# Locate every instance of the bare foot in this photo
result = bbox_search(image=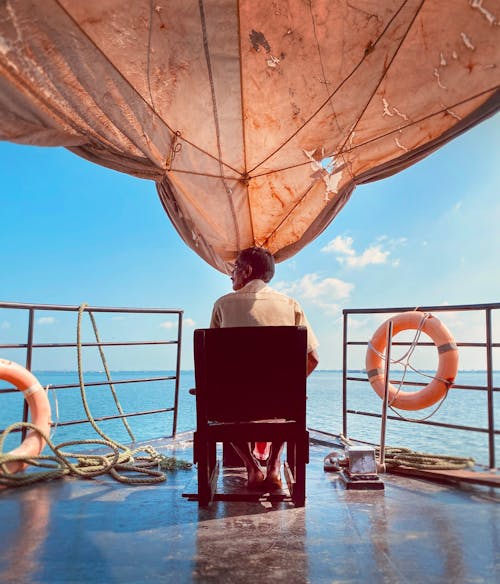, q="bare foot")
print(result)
[264,469,282,490]
[247,467,265,490]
